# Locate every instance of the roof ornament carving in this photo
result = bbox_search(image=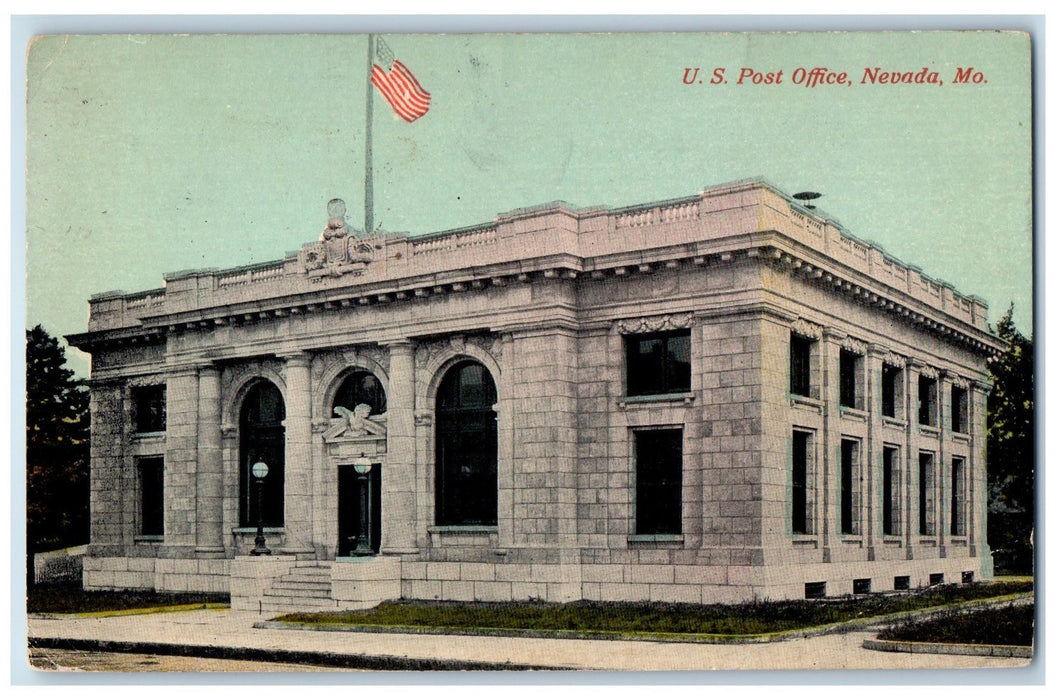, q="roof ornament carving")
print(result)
[791,318,823,340]
[299,199,376,279]
[616,313,693,334]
